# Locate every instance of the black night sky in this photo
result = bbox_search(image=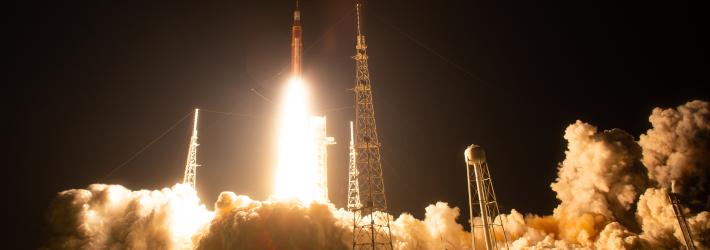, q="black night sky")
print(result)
[11,1,703,248]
